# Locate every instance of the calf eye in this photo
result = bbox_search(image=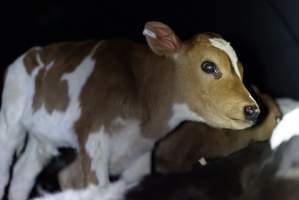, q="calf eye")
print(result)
[201,61,217,74]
